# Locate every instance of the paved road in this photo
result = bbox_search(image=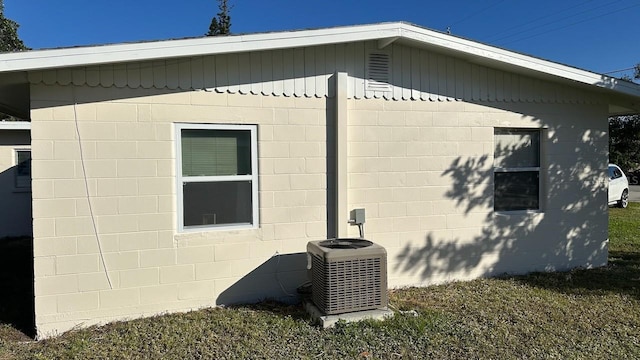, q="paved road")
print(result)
[630,185,640,202]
